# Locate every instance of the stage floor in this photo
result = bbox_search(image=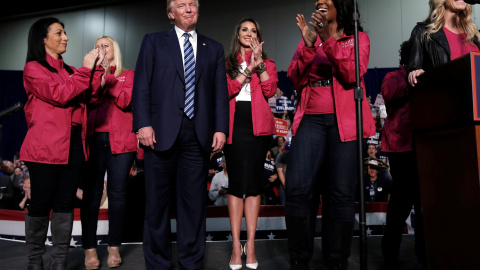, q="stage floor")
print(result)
[0,235,427,270]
